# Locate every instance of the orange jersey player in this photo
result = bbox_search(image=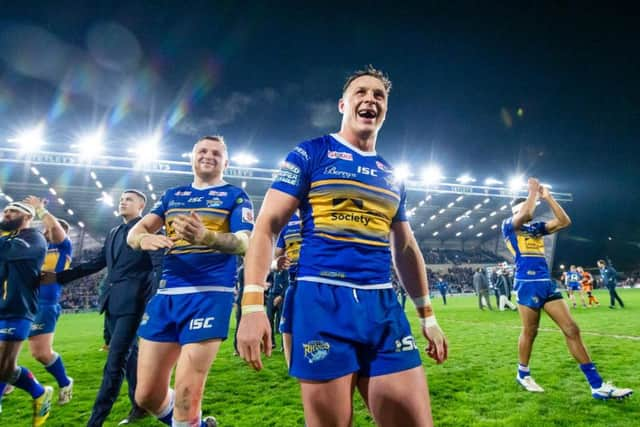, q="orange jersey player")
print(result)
[577,267,599,307]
